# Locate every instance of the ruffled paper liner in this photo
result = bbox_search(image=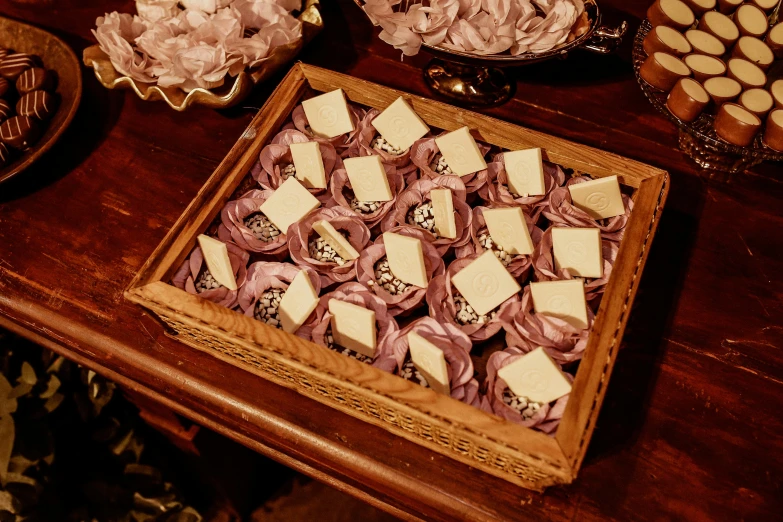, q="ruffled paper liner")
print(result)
[477,155,566,224]
[531,226,619,307]
[380,176,472,256]
[171,240,249,309]
[285,102,366,158]
[287,206,372,288]
[484,348,573,434]
[308,282,400,372]
[541,176,634,243]
[356,227,445,317]
[217,189,289,258]
[385,317,482,407]
[254,128,340,204]
[346,108,419,182]
[497,285,593,365]
[456,206,543,280]
[409,133,492,194]
[237,261,322,337]
[328,165,405,229]
[425,253,521,342]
